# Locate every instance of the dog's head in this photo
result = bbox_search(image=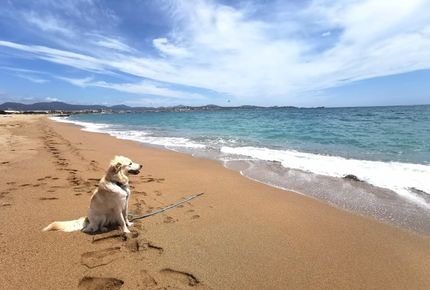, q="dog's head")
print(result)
[108,156,142,184]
